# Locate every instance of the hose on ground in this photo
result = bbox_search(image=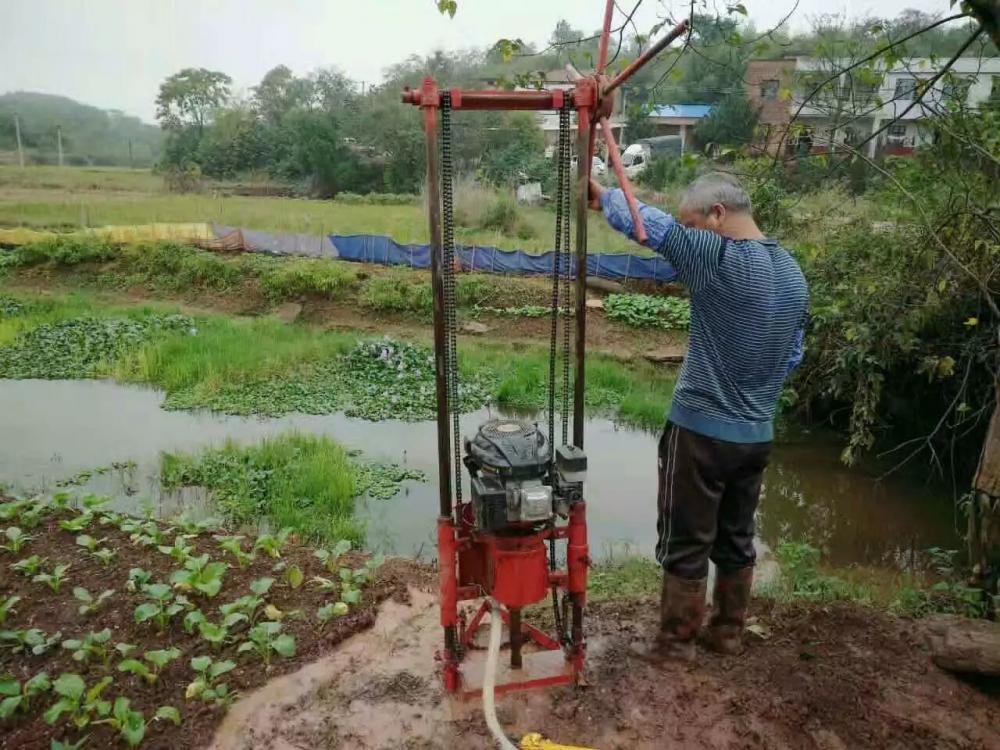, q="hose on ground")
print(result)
[483,598,519,750]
